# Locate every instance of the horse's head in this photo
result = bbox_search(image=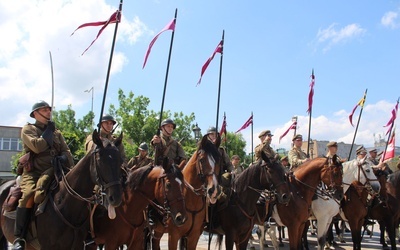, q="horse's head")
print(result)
[320,155,344,200]
[157,158,187,226]
[261,152,291,204]
[373,167,388,202]
[196,134,221,204]
[343,156,381,195]
[91,129,123,212]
